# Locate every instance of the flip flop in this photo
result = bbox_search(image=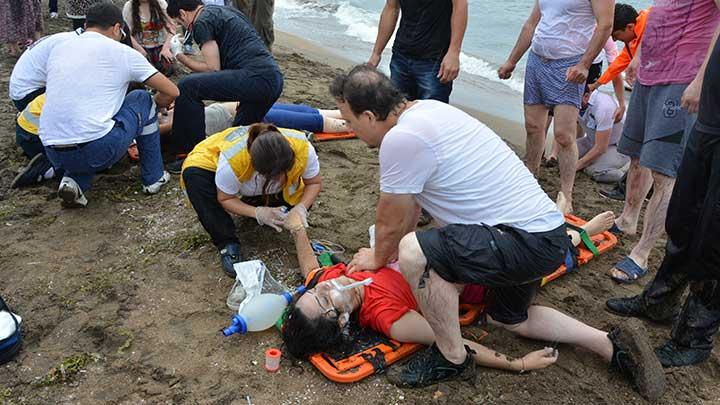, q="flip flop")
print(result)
[611,256,647,284]
[609,223,623,235]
